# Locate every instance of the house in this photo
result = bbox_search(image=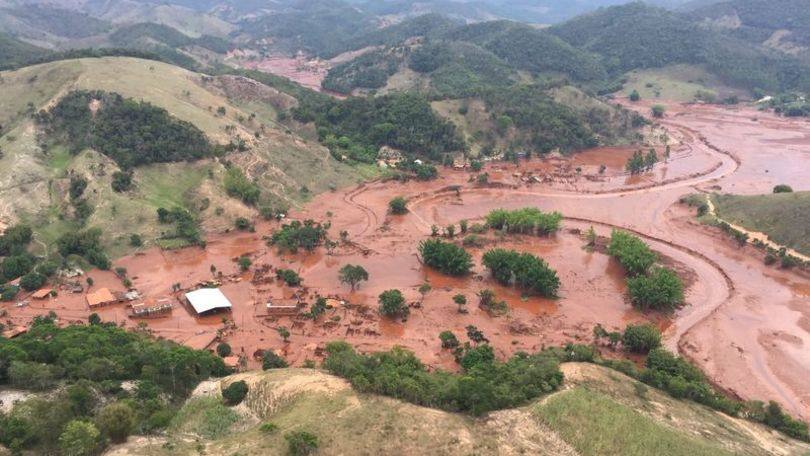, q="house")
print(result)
[86,288,118,308]
[185,288,233,316]
[266,300,301,316]
[30,289,53,300]
[130,299,173,319]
